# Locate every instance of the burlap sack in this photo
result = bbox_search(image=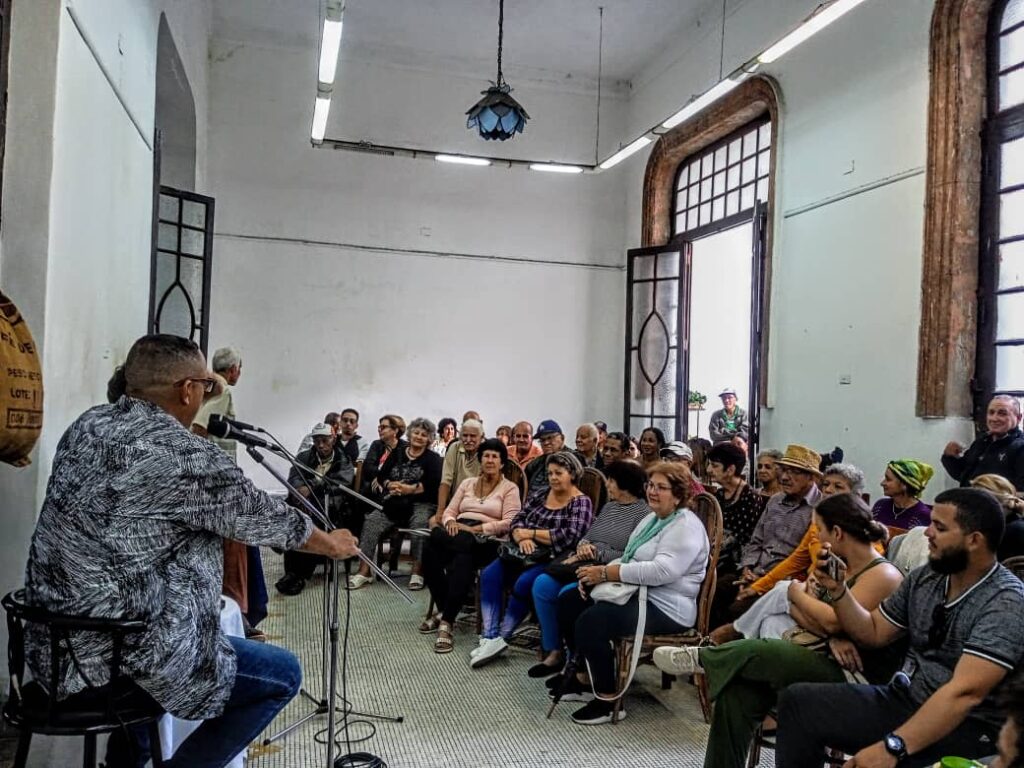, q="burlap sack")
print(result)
[0,290,43,466]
